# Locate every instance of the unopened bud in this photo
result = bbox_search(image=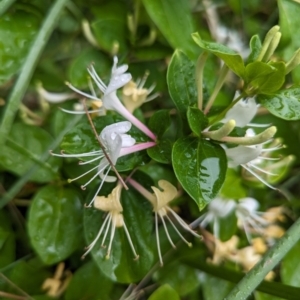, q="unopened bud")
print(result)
[285,49,300,74]
[203,120,236,140]
[261,32,281,62]
[257,26,280,62]
[82,19,100,48]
